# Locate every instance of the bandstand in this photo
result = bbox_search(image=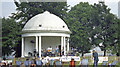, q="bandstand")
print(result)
[21,11,71,57]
